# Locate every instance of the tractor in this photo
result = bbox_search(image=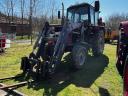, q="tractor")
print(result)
[21,0,105,79]
[116,21,128,96]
